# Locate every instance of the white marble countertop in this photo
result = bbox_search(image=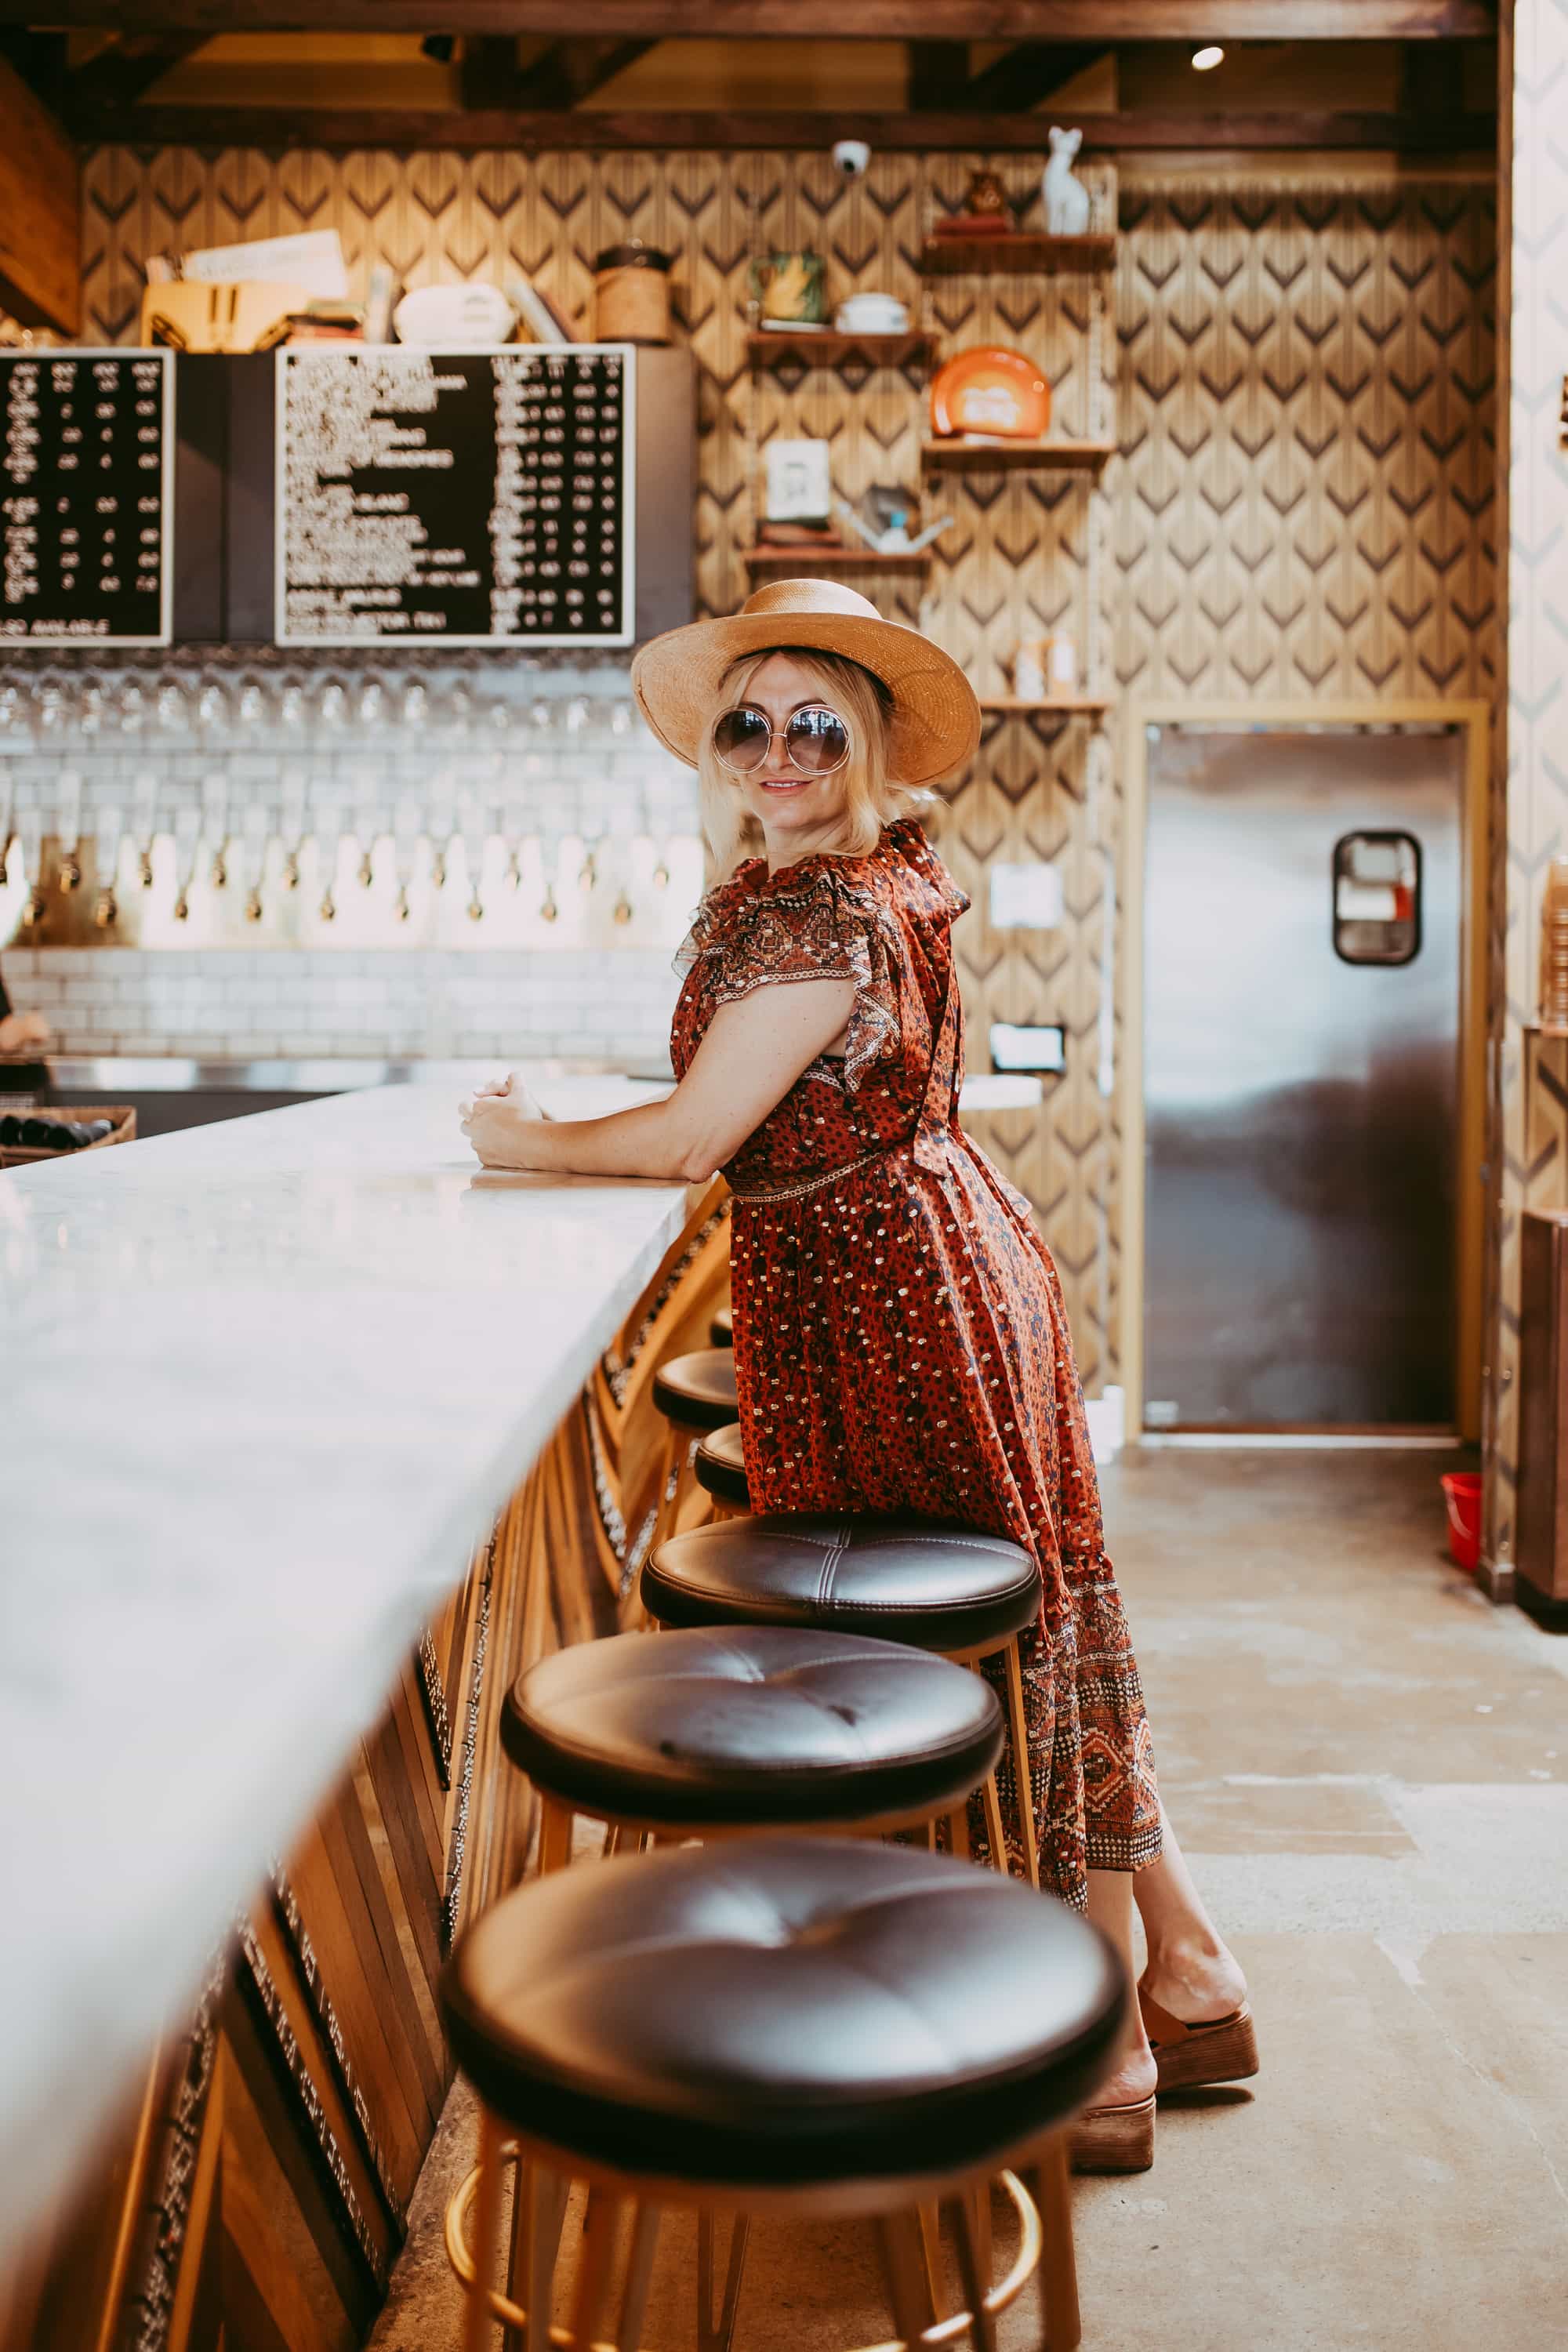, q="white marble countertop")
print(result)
[0,1073,694,2270]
